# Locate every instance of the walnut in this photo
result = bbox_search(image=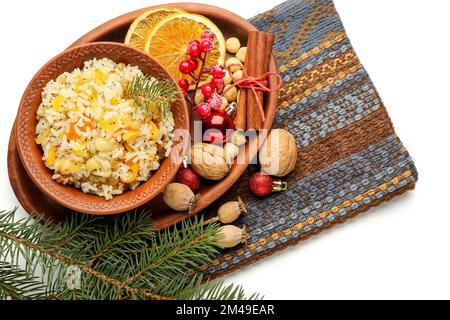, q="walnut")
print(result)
[190,143,230,180]
[259,129,298,177]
